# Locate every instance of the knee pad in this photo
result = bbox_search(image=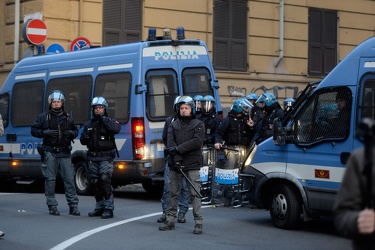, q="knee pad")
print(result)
[100,173,111,184]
